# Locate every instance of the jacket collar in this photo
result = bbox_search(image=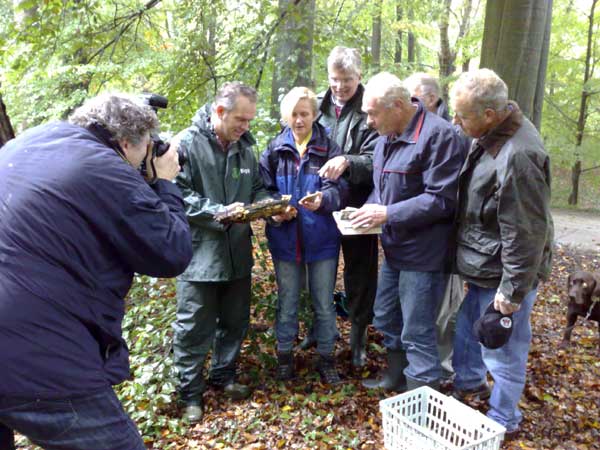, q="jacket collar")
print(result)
[477,101,523,158]
[388,99,425,145]
[319,84,365,116]
[275,122,329,156]
[191,103,257,148]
